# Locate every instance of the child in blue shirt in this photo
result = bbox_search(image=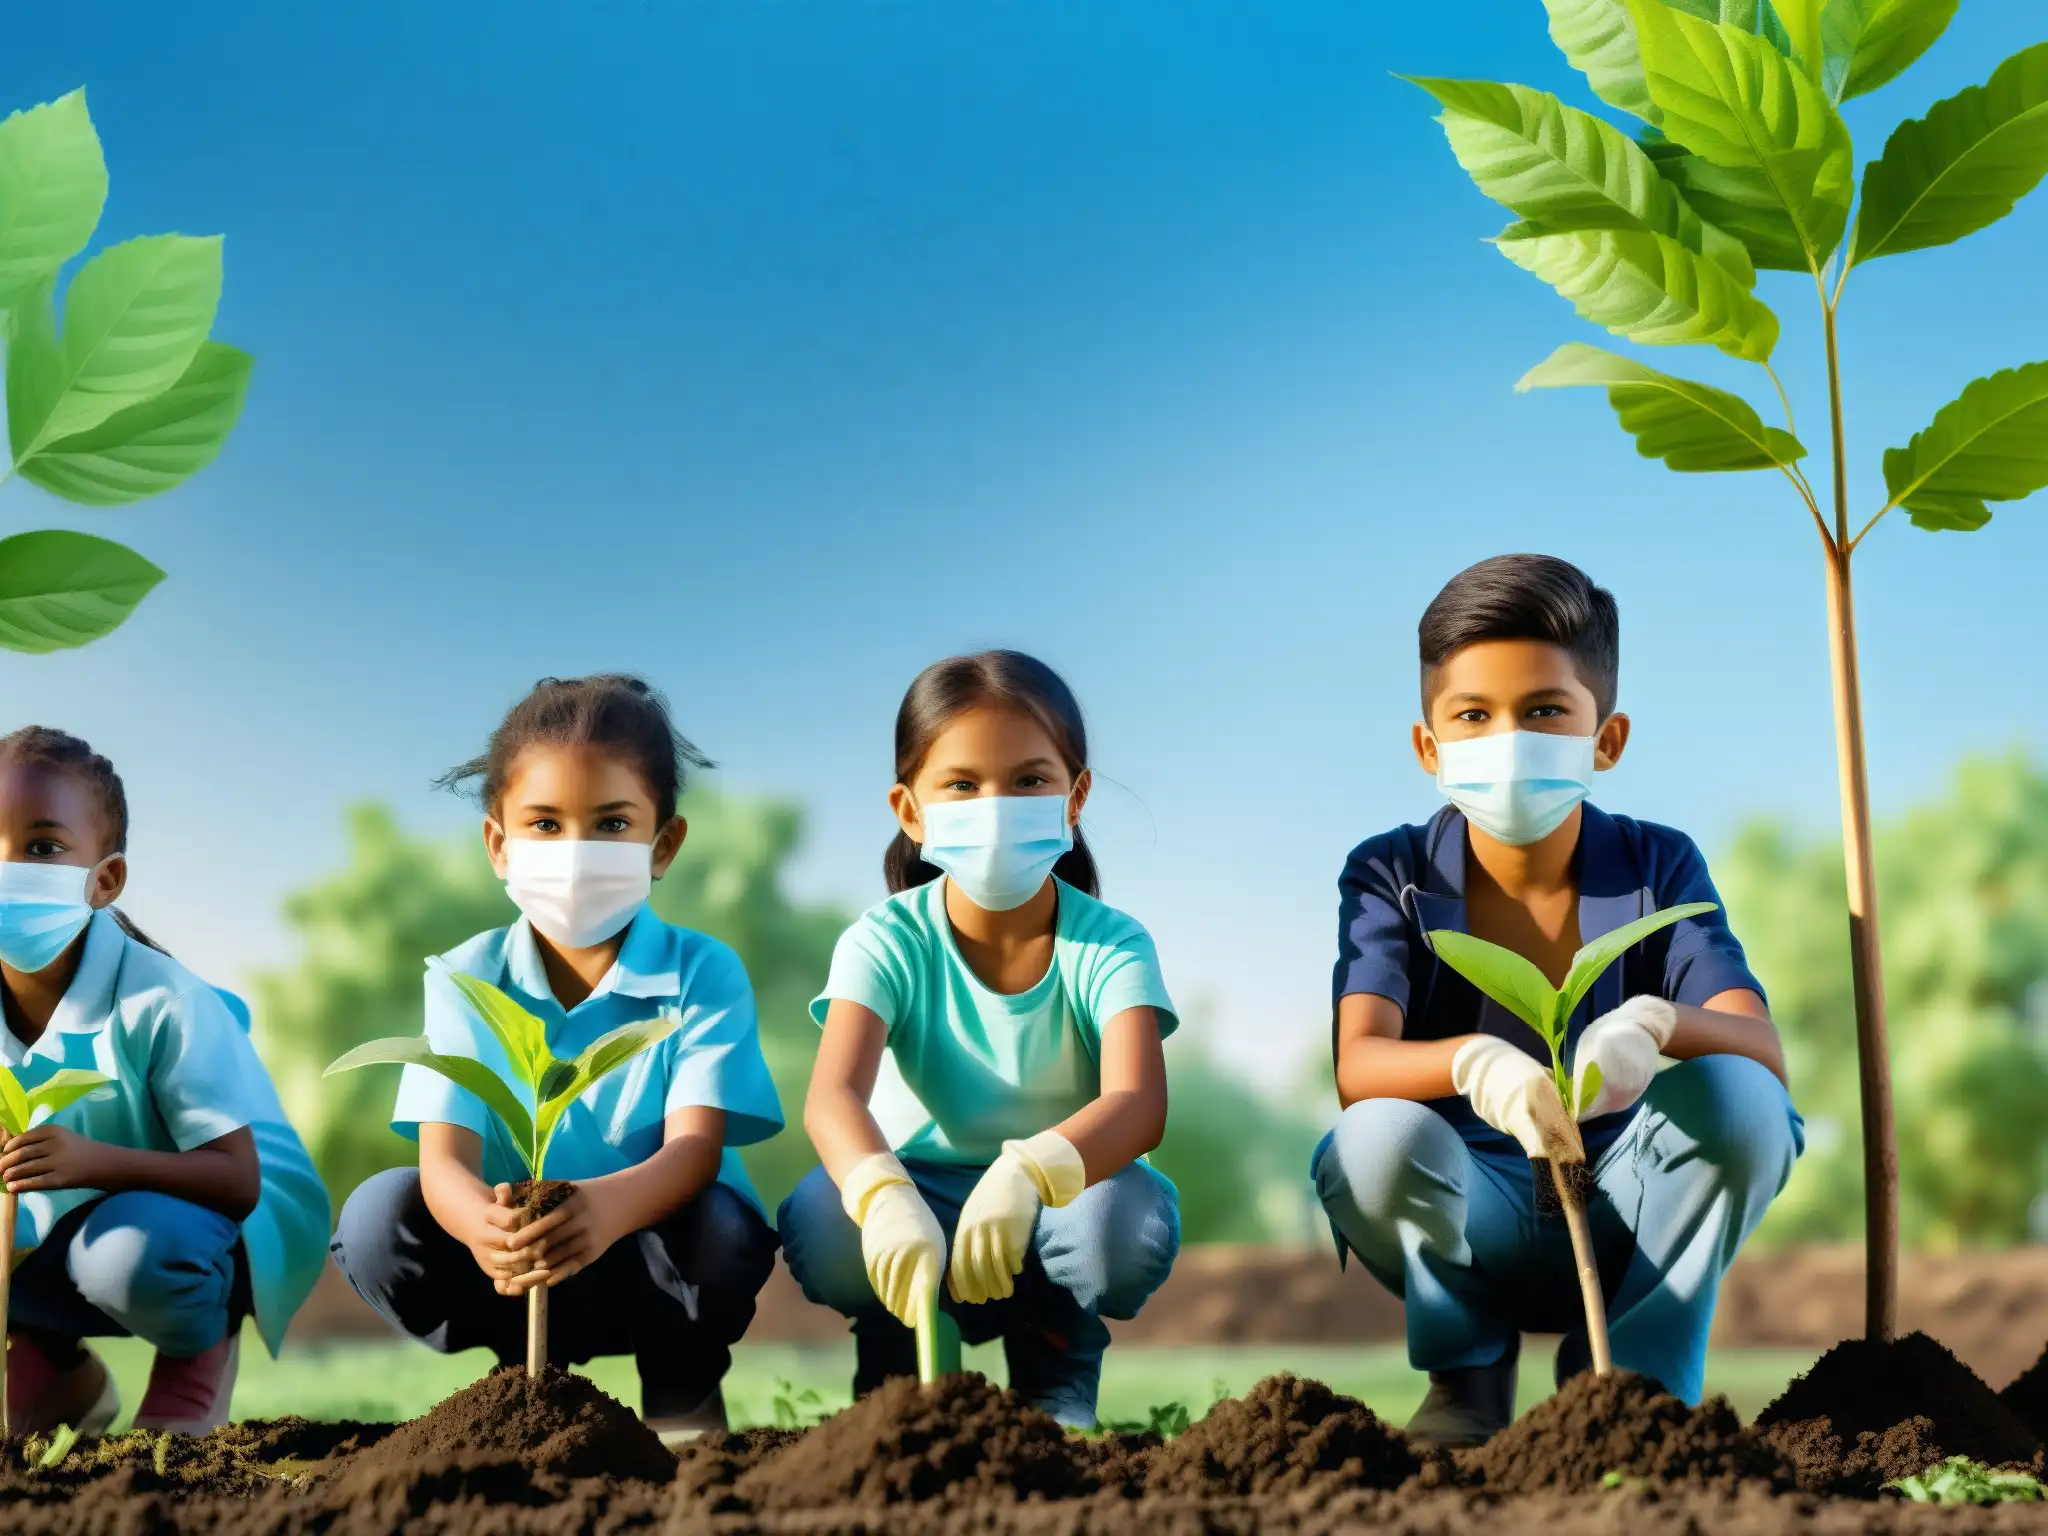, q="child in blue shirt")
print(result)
[1314,556,1803,1444]
[780,651,1179,1429]
[0,727,330,1437]
[329,675,782,1440]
